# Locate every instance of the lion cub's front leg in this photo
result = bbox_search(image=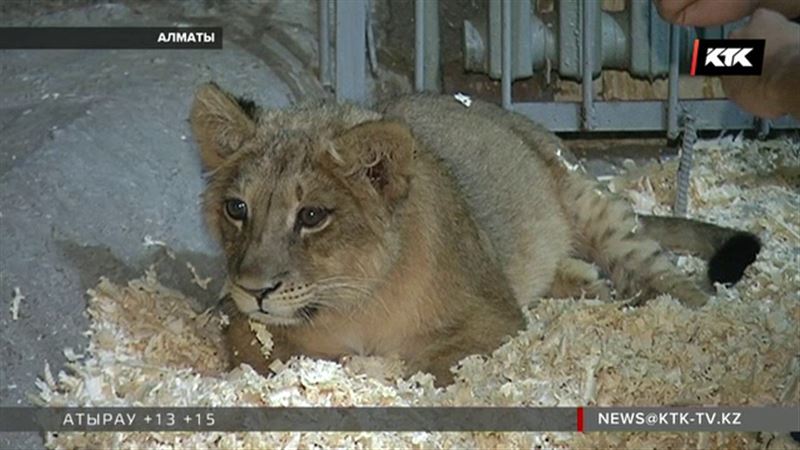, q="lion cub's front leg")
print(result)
[408,317,522,387]
[405,337,467,387]
[224,310,297,375]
